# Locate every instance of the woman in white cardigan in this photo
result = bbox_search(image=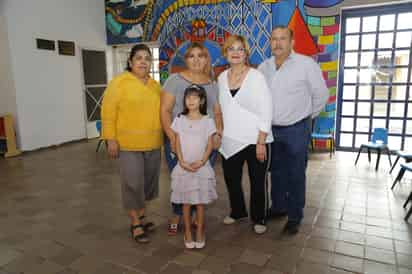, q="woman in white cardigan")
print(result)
[216,35,273,234]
